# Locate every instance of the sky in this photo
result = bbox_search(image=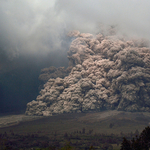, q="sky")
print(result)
[0,0,150,113]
